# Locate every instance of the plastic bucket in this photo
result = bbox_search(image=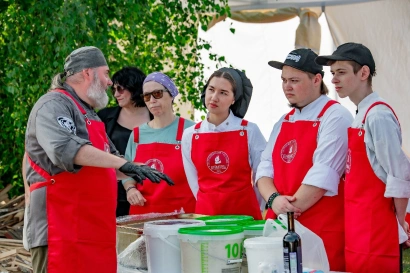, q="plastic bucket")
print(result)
[143,219,205,273]
[244,237,284,273]
[196,215,254,226]
[240,220,266,273]
[178,225,245,273]
[241,220,266,238]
